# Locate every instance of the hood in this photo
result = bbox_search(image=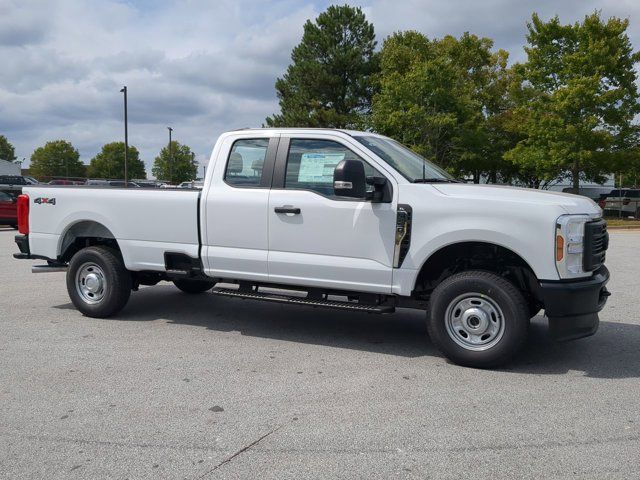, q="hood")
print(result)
[430,183,601,216]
